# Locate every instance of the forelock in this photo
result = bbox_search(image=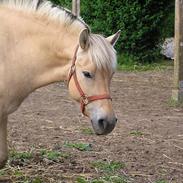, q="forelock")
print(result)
[88,34,117,74]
